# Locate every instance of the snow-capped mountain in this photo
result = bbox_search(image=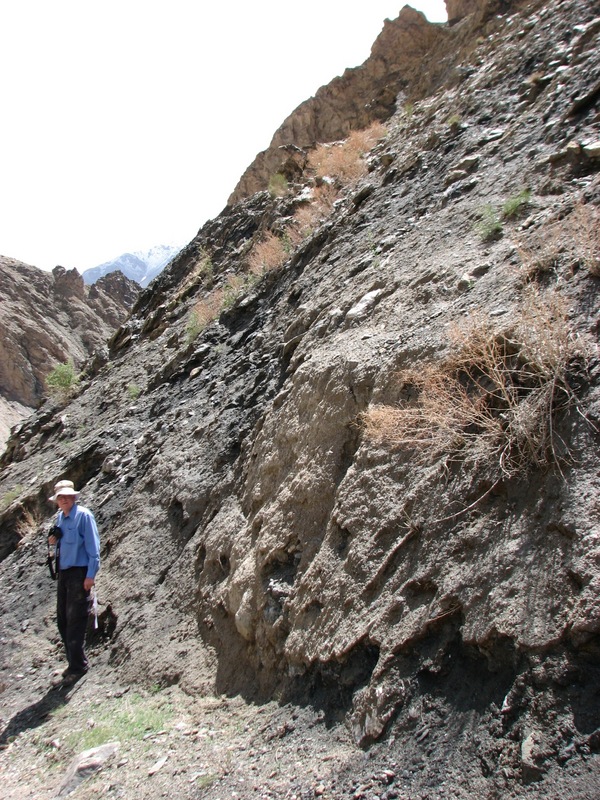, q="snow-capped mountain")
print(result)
[82,244,182,288]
